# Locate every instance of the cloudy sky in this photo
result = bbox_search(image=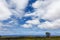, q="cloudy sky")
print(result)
[0,0,60,36]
